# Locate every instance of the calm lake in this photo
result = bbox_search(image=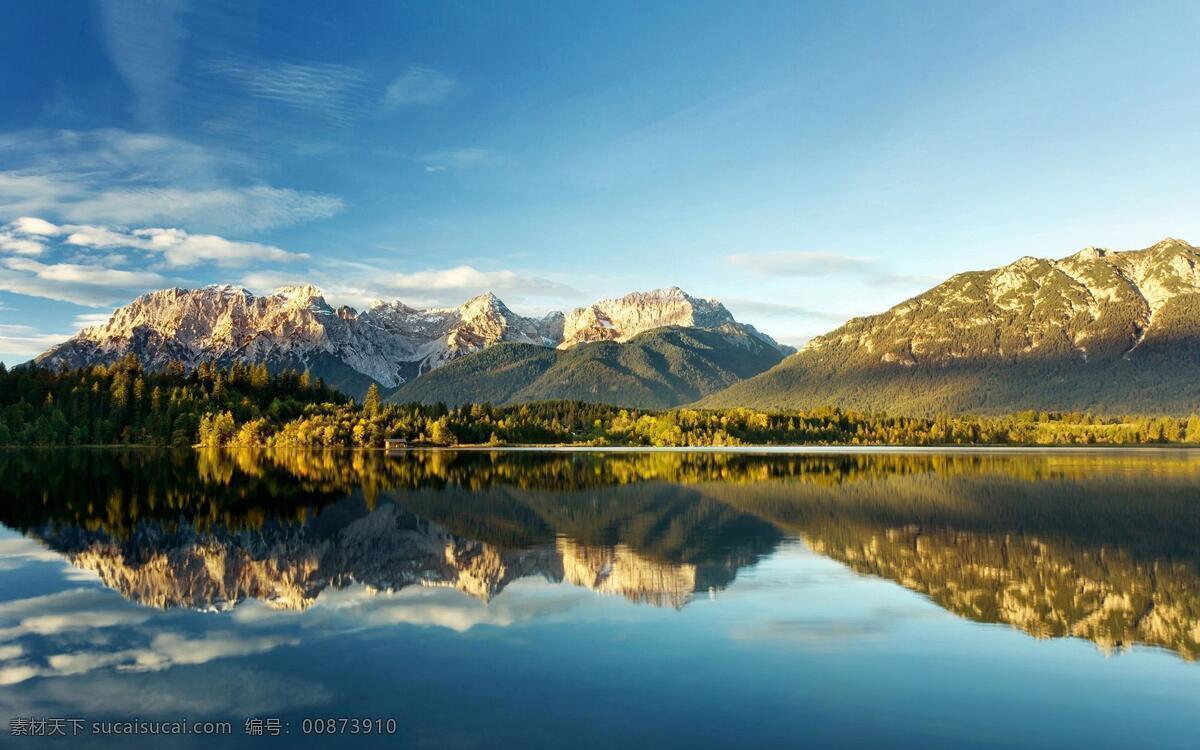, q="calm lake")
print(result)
[0,448,1197,748]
